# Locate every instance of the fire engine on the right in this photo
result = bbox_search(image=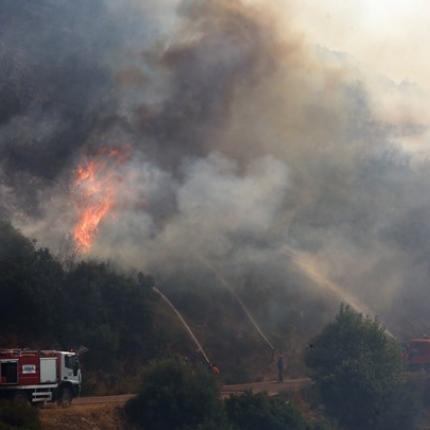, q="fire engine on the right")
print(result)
[404,338,430,371]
